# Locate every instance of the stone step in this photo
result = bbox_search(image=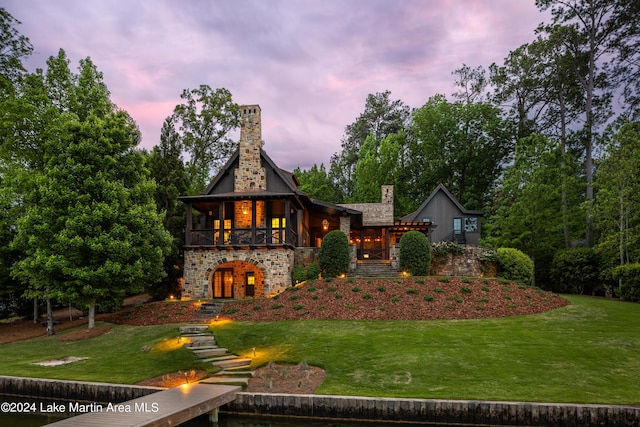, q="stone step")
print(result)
[184,339,217,348]
[199,355,238,363]
[179,325,209,334]
[214,370,255,377]
[212,358,252,369]
[192,348,228,357]
[183,334,215,341]
[200,376,249,385]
